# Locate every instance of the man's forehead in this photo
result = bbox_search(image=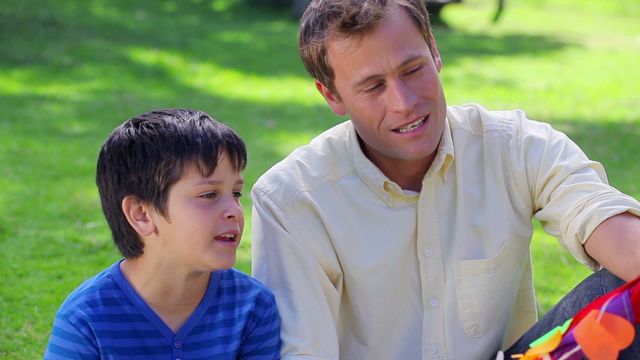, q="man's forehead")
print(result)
[326,33,429,79]
[323,6,427,60]
[325,32,364,59]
